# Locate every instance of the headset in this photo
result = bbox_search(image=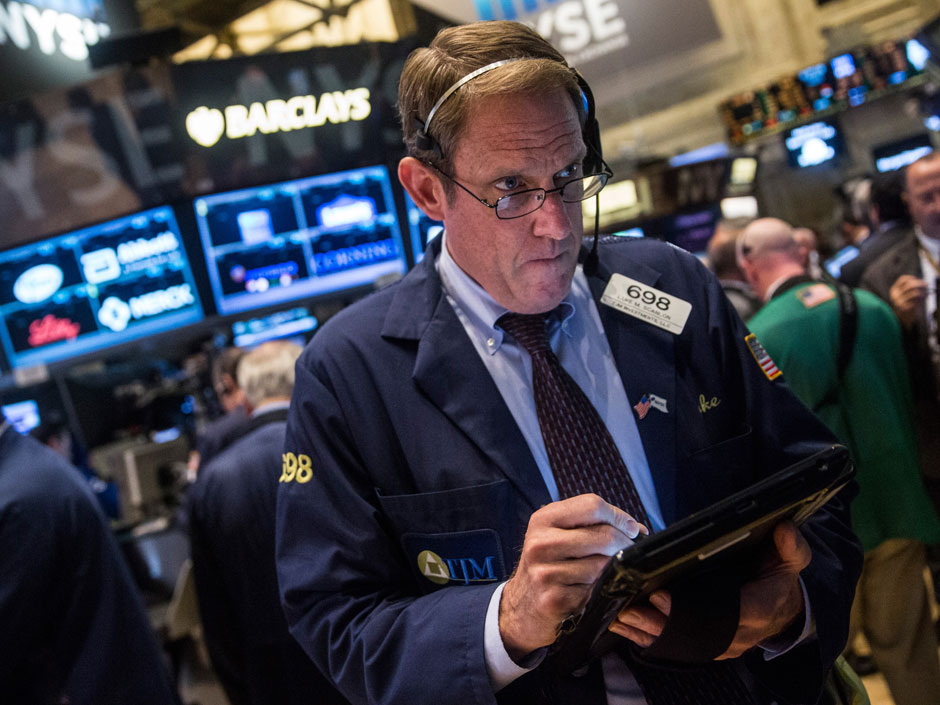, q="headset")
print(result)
[414,58,603,173]
[412,57,607,274]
